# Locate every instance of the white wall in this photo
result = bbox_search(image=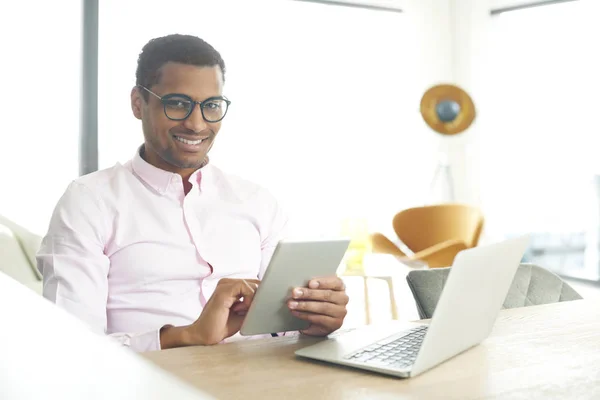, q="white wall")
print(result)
[446,0,492,206]
[99,0,428,238]
[398,0,492,206]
